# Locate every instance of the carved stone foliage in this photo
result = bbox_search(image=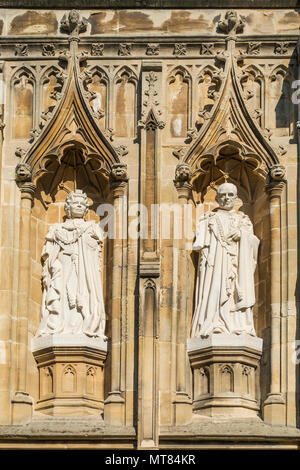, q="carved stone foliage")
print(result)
[139,70,164,130]
[42,44,56,57]
[200,43,214,56]
[91,43,104,56]
[146,43,160,56]
[173,43,187,56]
[247,42,261,56]
[217,10,246,35]
[118,43,131,56]
[274,42,289,55]
[15,44,28,57]
[60,10,87,37]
